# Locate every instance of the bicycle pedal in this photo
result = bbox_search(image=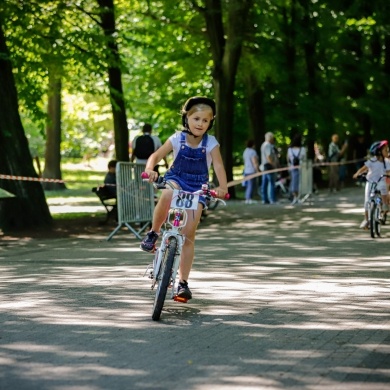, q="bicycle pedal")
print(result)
[173,295,188,303]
